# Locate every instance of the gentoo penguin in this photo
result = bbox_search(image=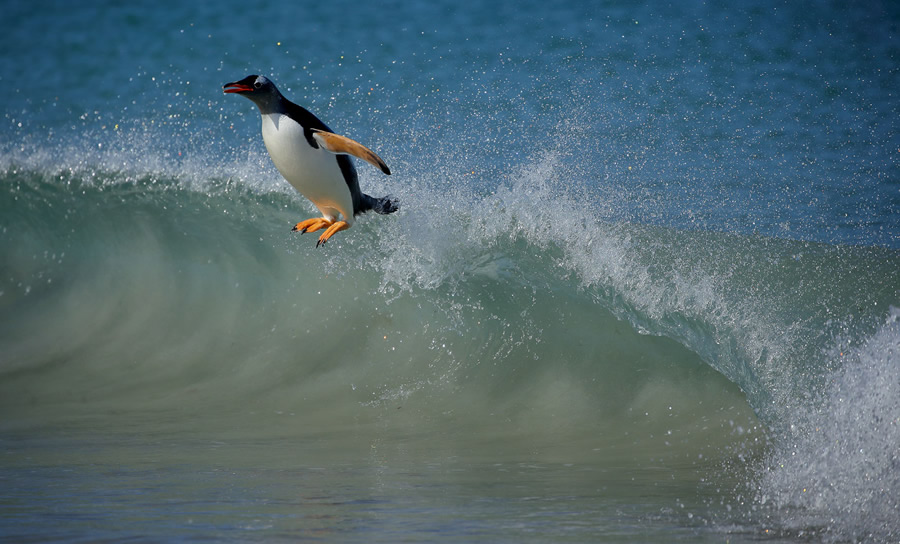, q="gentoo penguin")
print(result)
[224,75,397,246]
